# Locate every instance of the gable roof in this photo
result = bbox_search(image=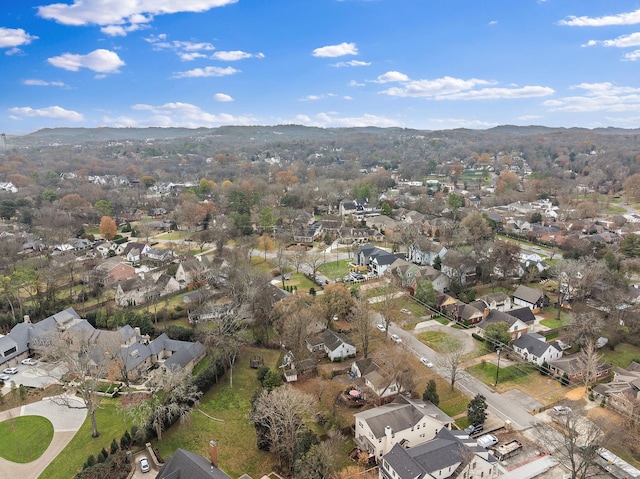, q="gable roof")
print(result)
[476,309,524,330]
[320,329,354,352]
[354,395,453,439]
[513,285,545,304]
[506,306,536,324]
[383,427,497,479]
[513,333,560,357]
[157,448,232,479]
